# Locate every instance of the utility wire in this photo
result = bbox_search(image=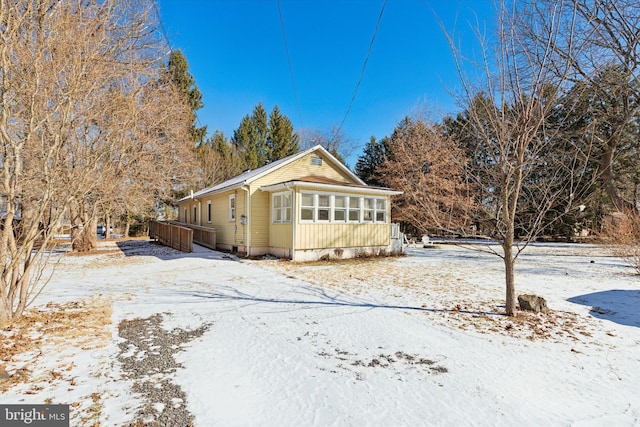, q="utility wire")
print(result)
[334,0,387,140]
[277,0,304,131]
[152,0,173,52]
